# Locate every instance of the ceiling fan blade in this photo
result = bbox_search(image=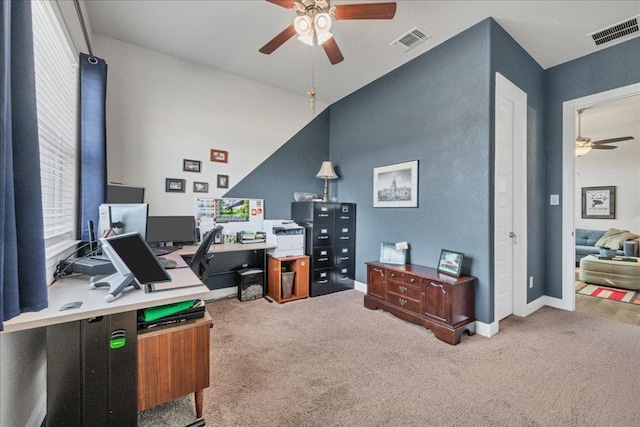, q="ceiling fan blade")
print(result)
[591,136,634,145]
[591,145,618,150]
[322,37,344,65]
[259,24,297,55]
[265,0,296,9]
[333,2,397,20]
